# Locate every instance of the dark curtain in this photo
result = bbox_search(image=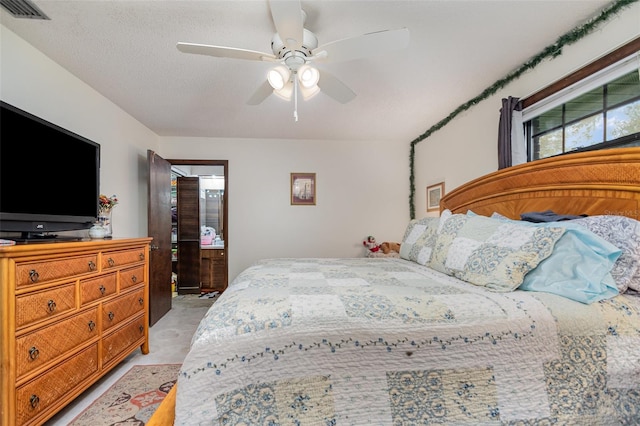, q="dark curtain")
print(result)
[497,96,522,169]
